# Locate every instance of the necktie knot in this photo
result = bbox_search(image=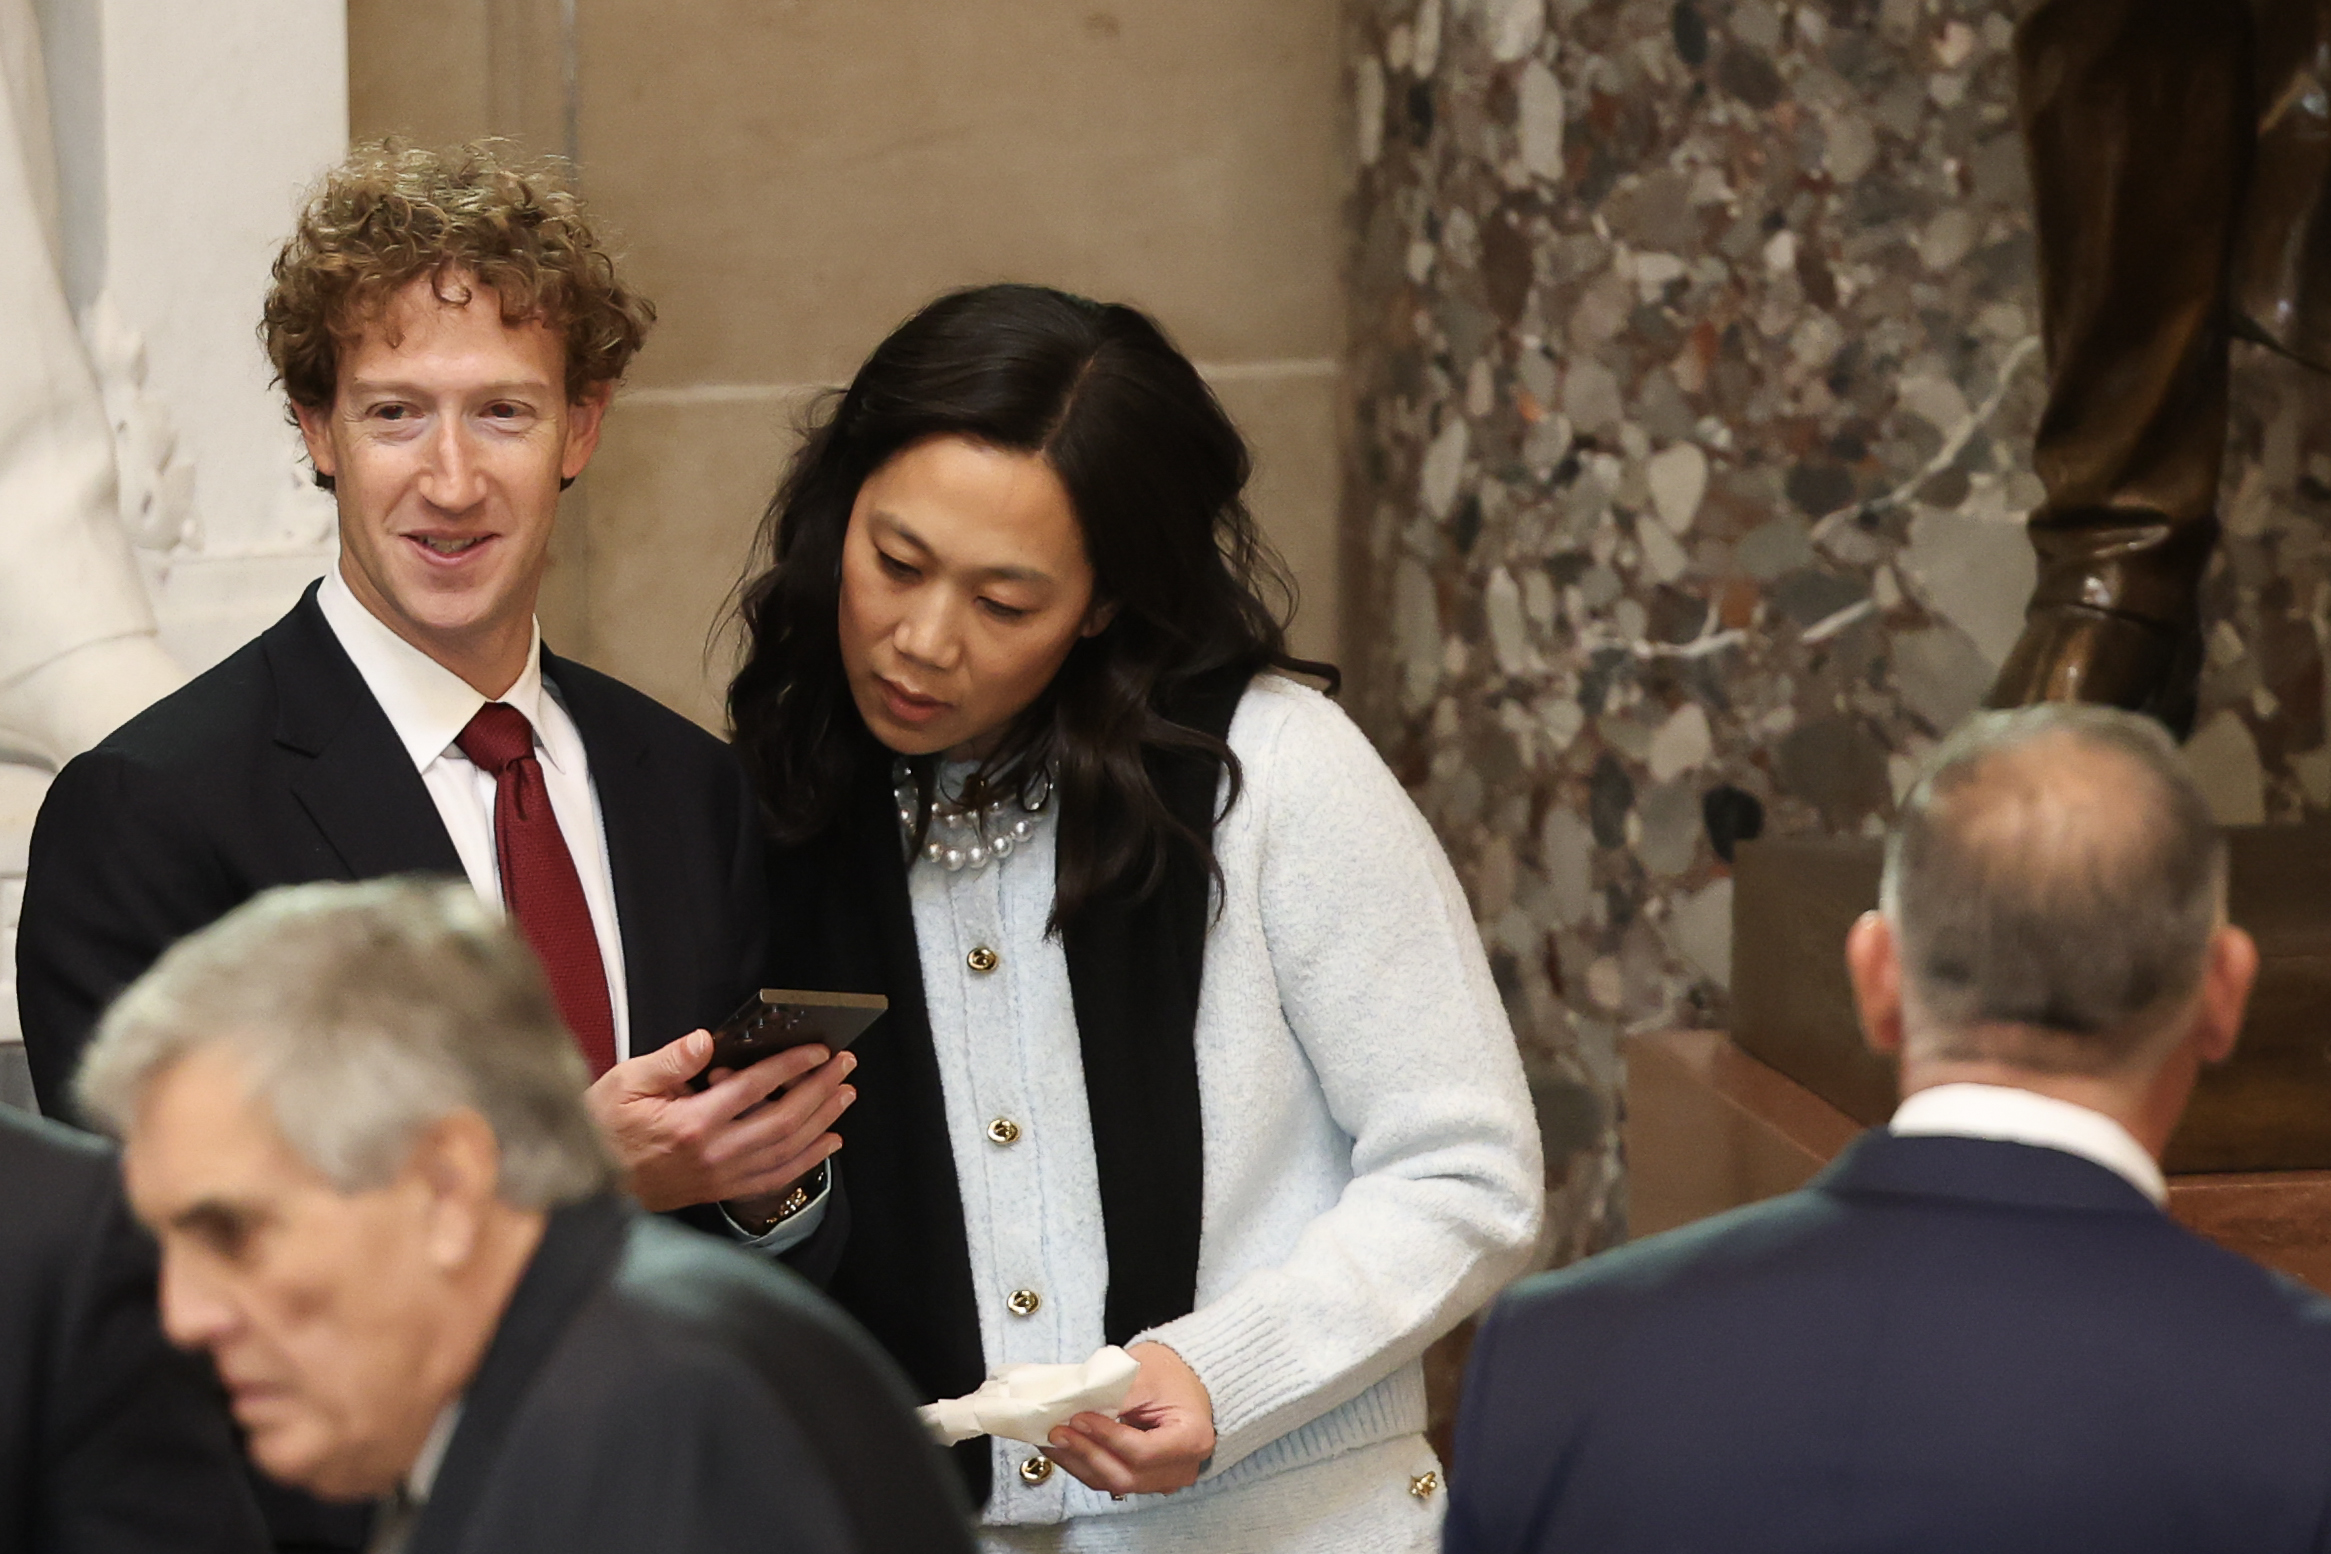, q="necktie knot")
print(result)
[457,702,535,774]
